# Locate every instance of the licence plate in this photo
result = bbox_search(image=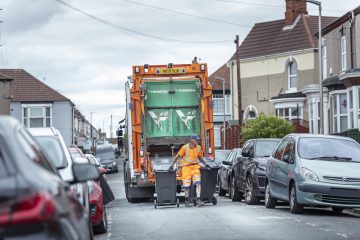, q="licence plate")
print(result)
[156,68,185,74]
